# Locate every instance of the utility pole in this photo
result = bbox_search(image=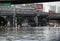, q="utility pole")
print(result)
[12,5,17,29]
